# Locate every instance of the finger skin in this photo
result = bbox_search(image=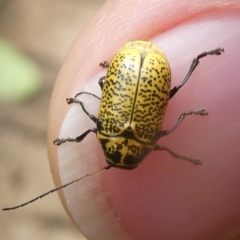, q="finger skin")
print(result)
[47,0,240,239]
